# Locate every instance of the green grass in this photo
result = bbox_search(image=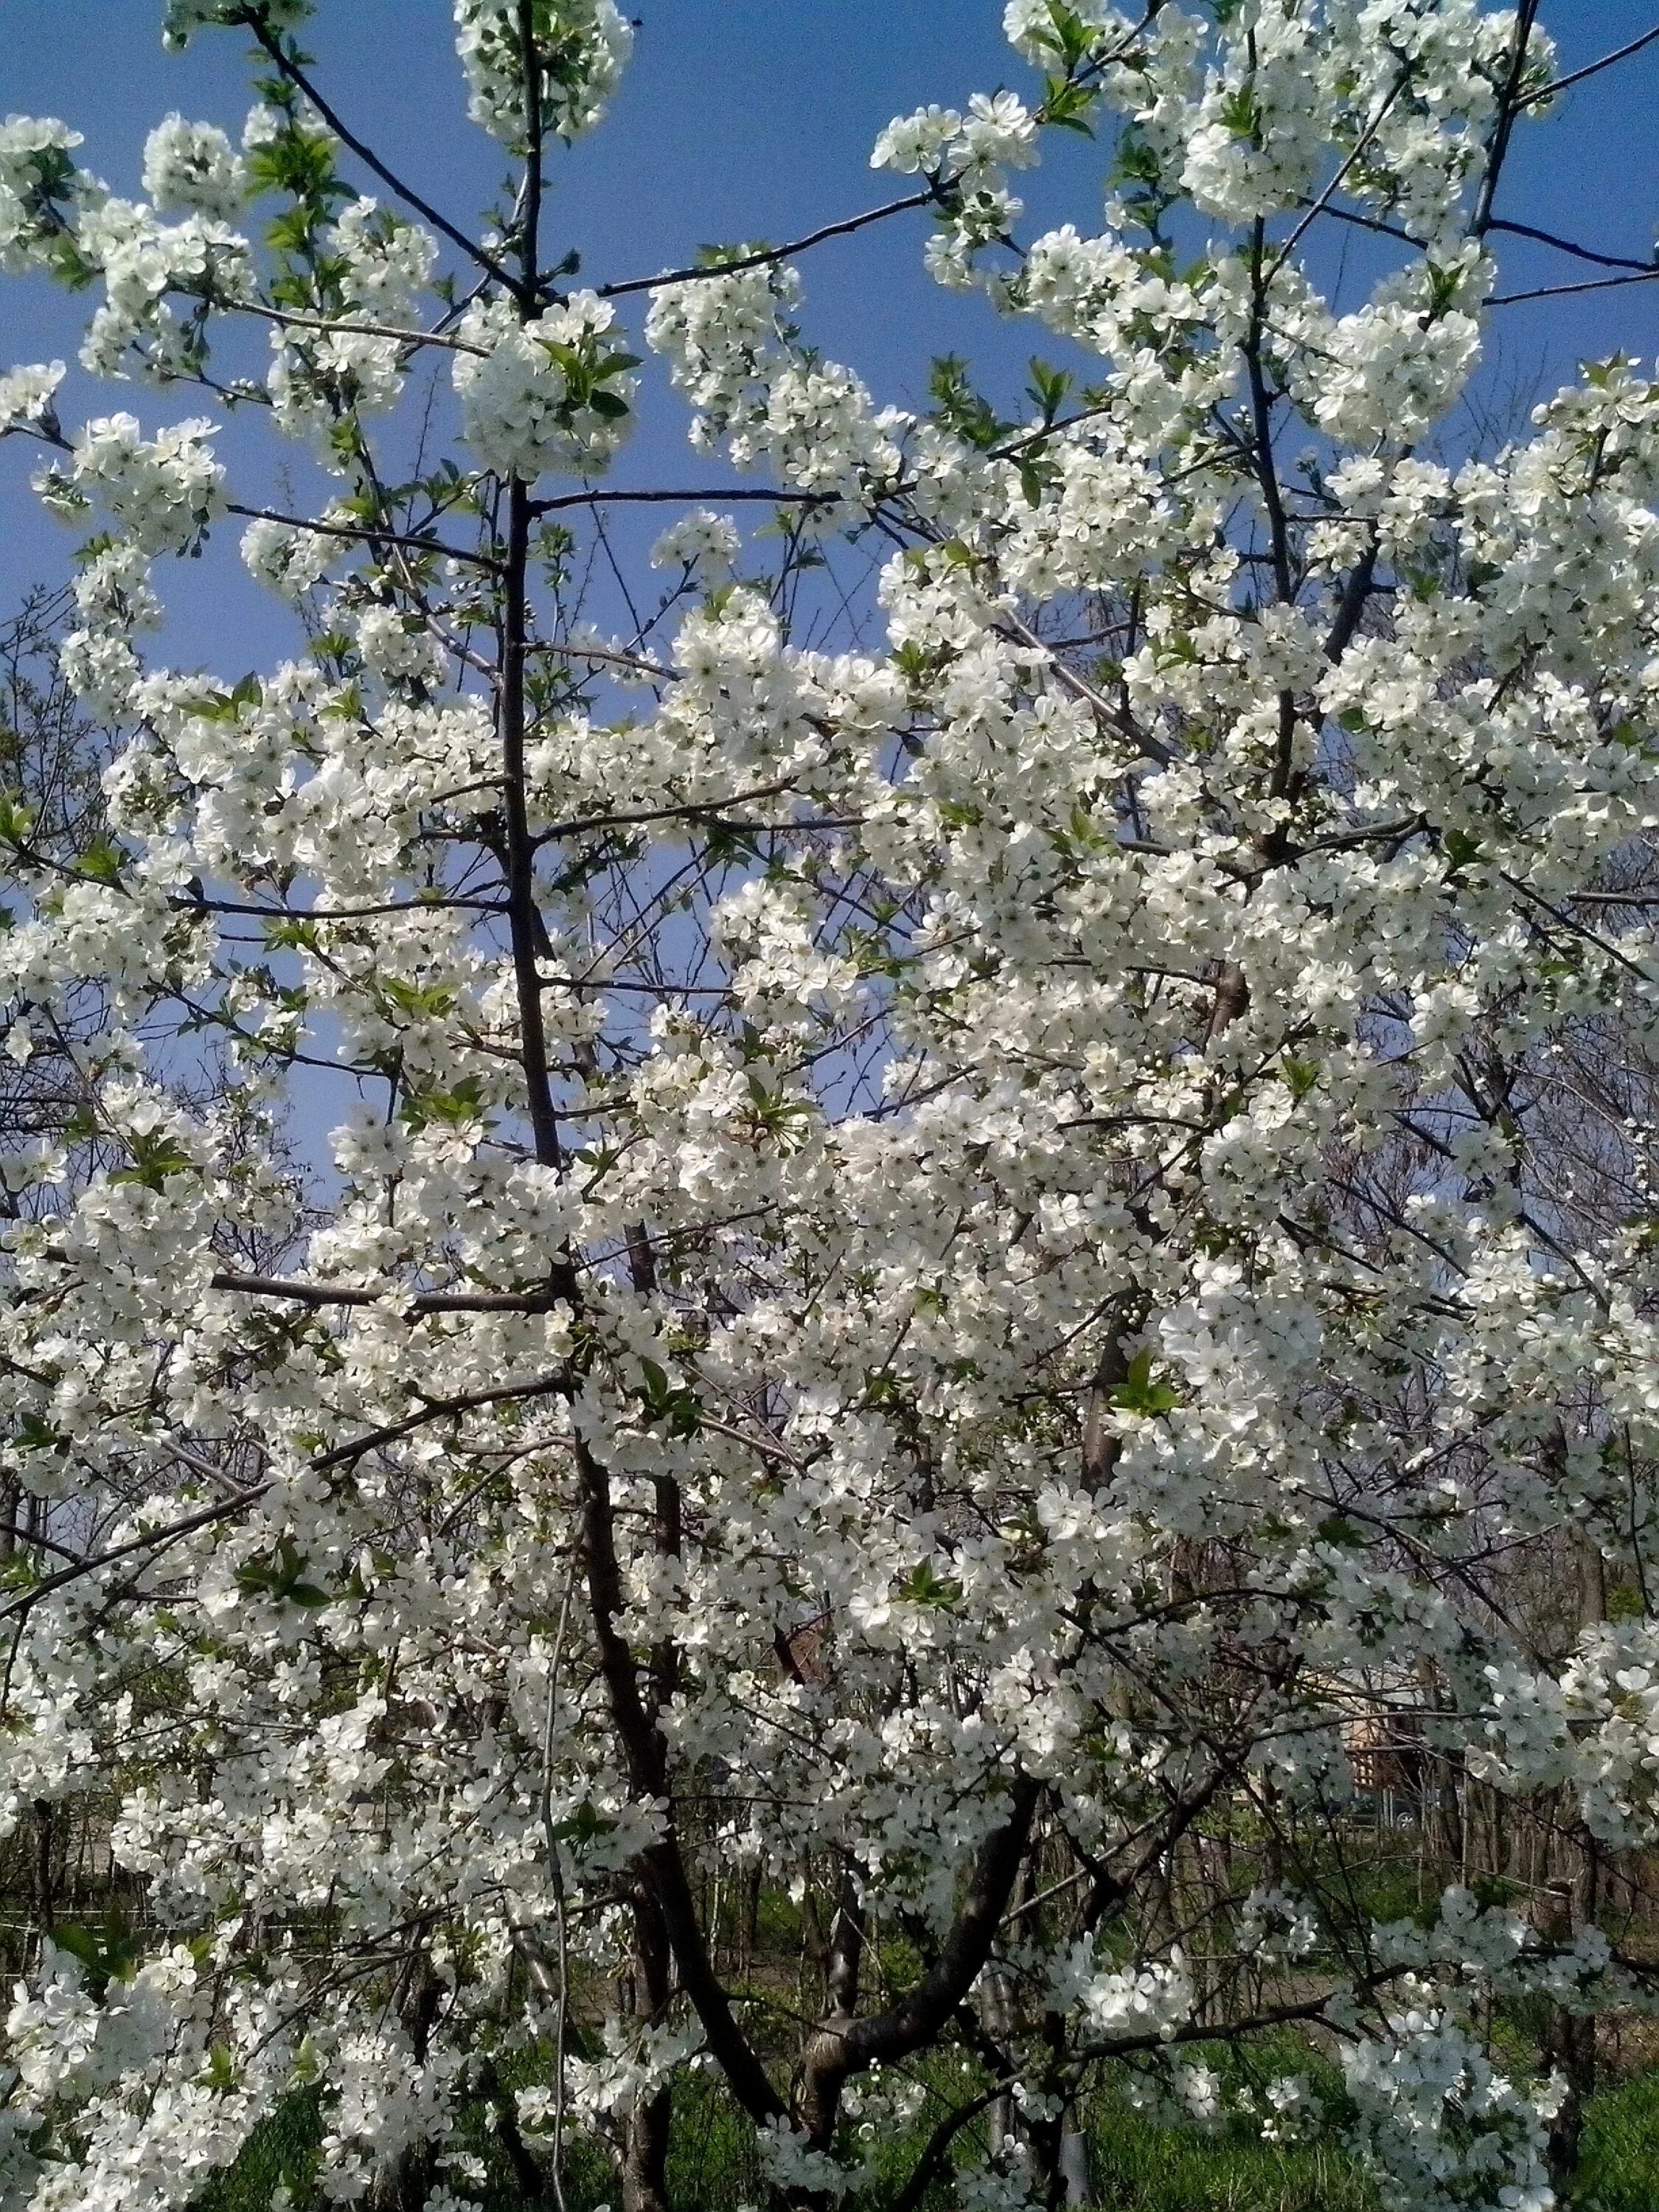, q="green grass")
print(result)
[1087,2107,1377,2212]
[1571,2067,1659,2212]
[190,2065,1659,2212]
[193,2090,322,2212]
